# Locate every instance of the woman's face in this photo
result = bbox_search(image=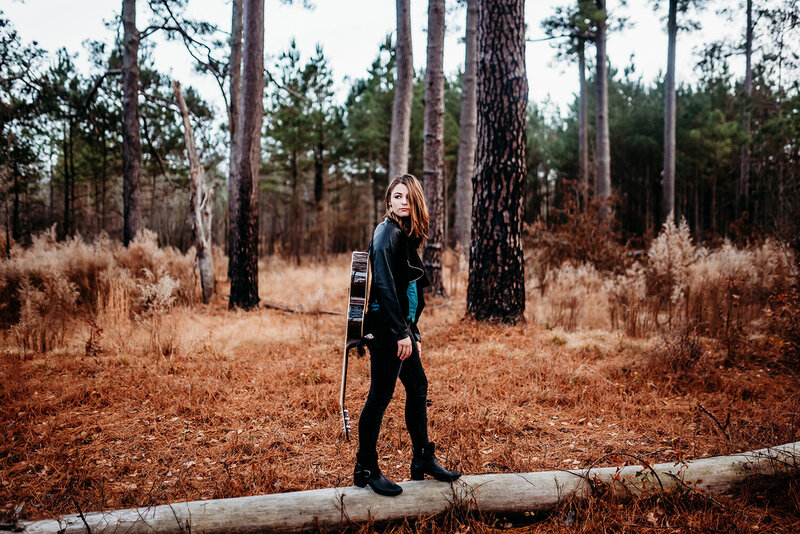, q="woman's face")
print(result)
[389,183,411,217]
